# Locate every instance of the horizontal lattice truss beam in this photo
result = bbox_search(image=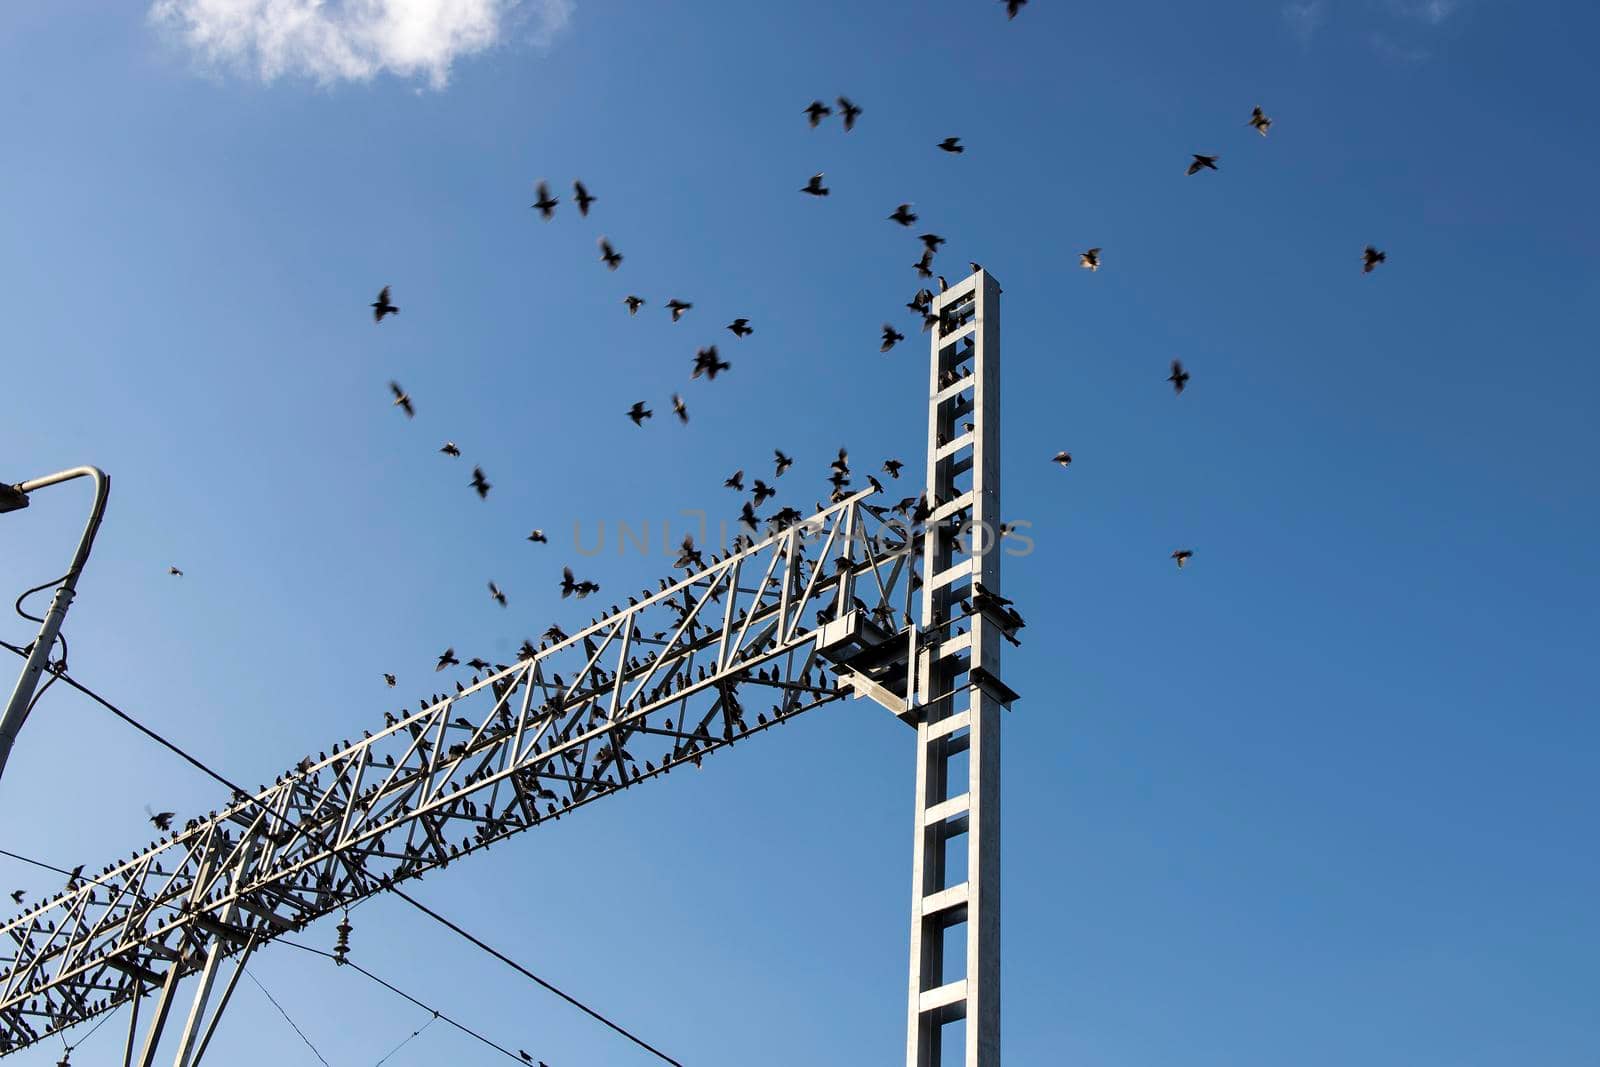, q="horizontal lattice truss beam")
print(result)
[0,491,919,1055]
